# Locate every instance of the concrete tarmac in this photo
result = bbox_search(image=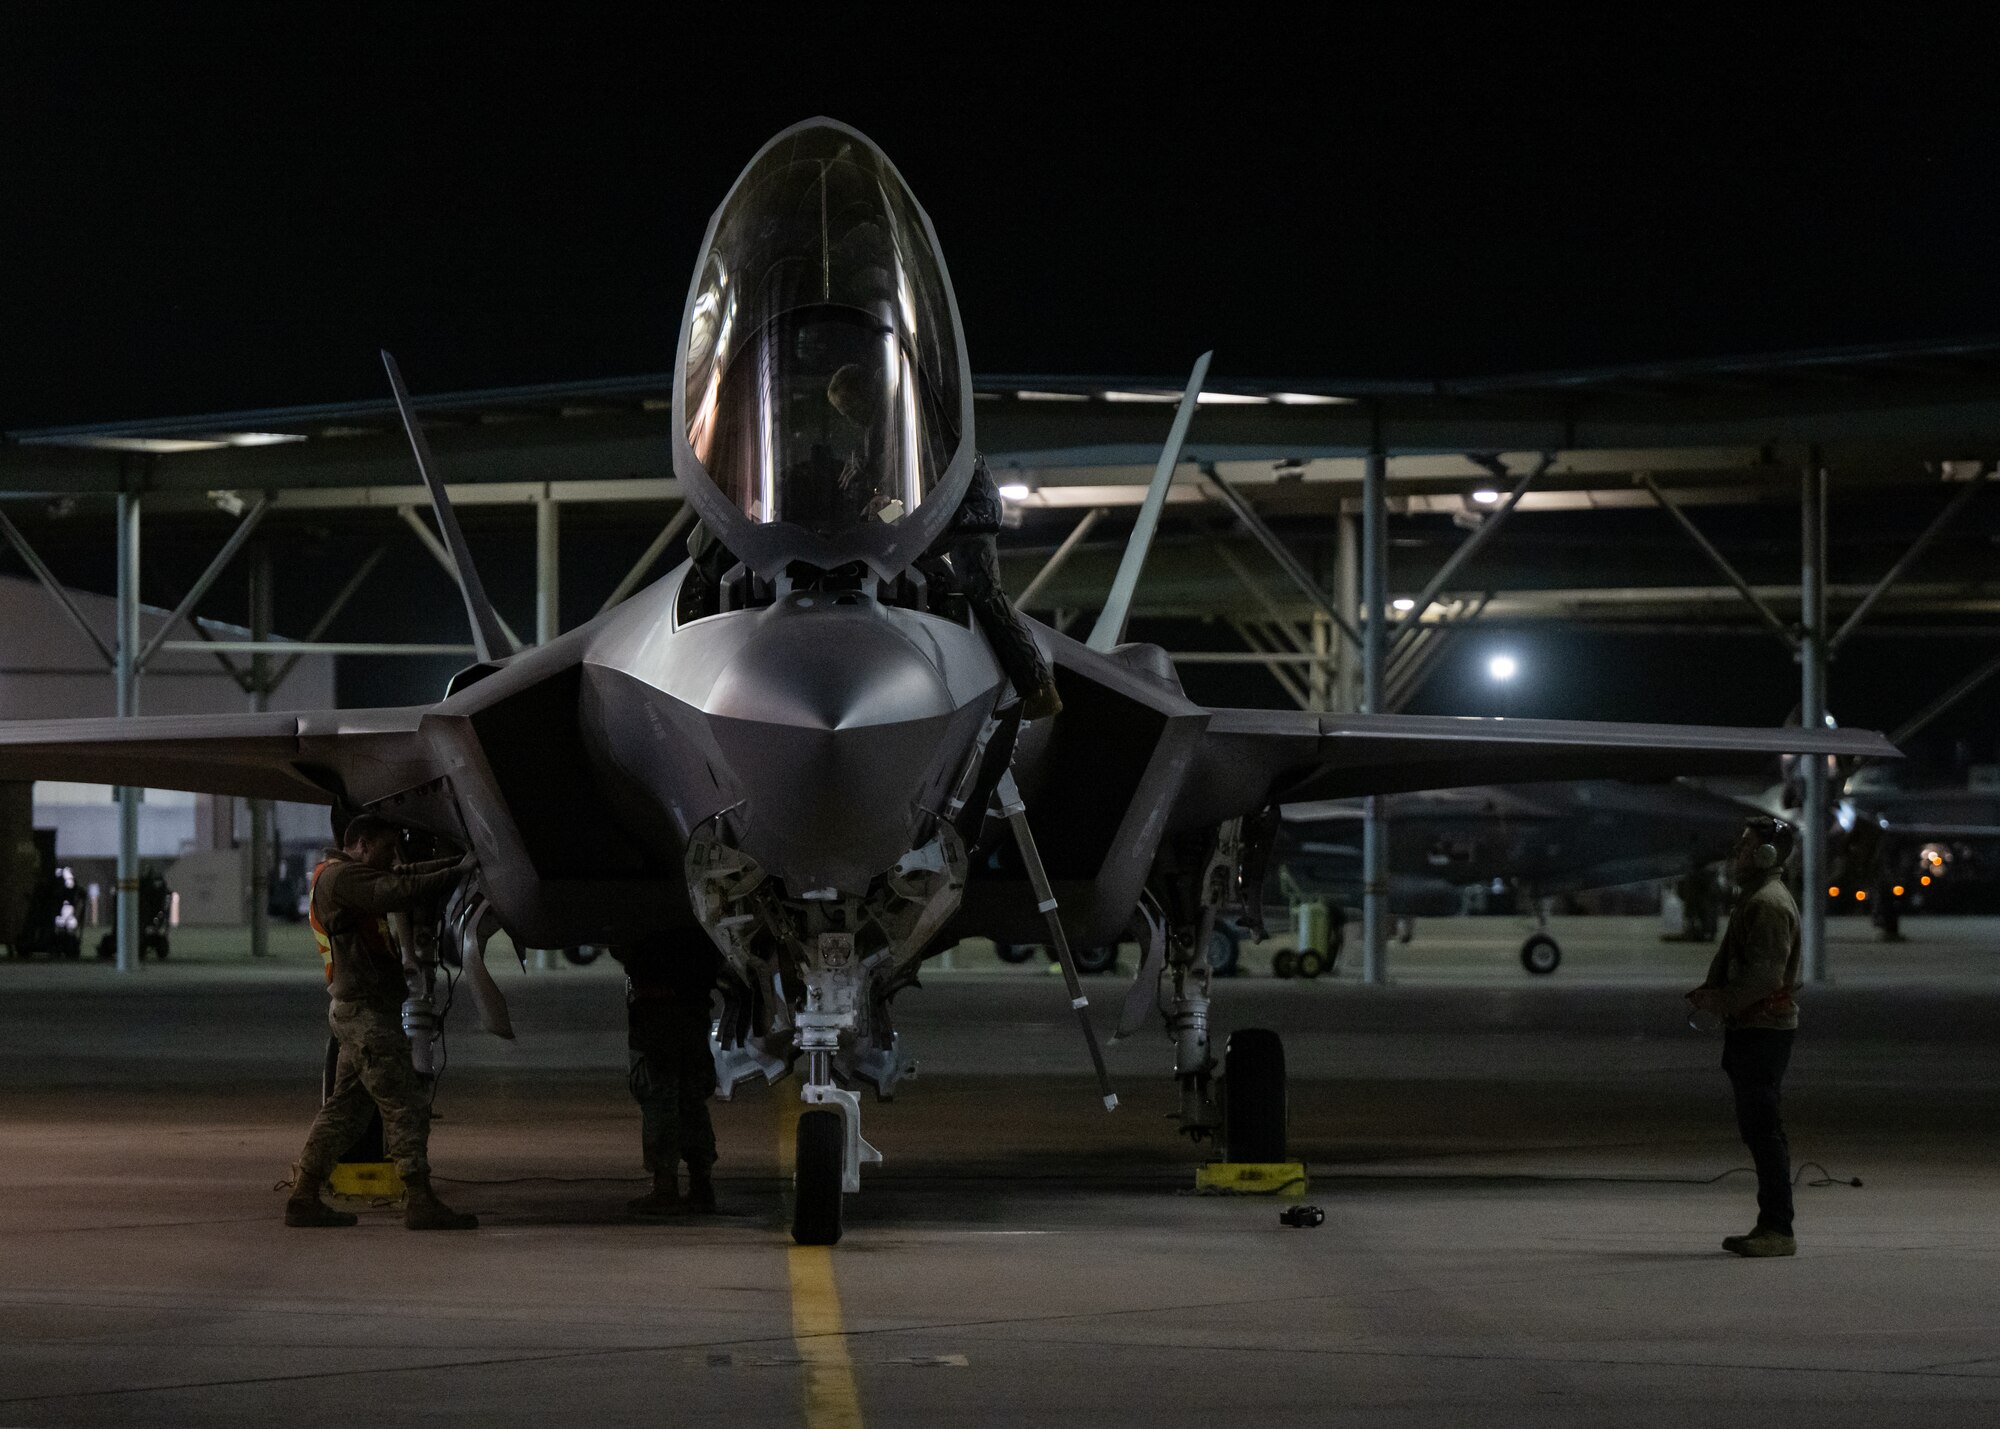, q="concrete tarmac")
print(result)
[2,924,1997,1426]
